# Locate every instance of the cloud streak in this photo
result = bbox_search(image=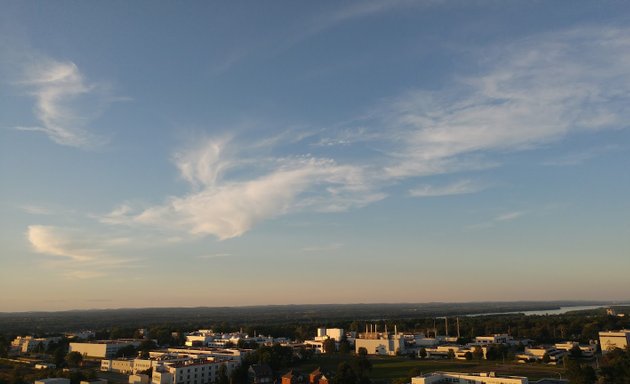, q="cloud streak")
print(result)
[102,26,630,241]
[27,225,137,278]
[15,58,117,148]
[409,179,487,197]
[104,138,385,240]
